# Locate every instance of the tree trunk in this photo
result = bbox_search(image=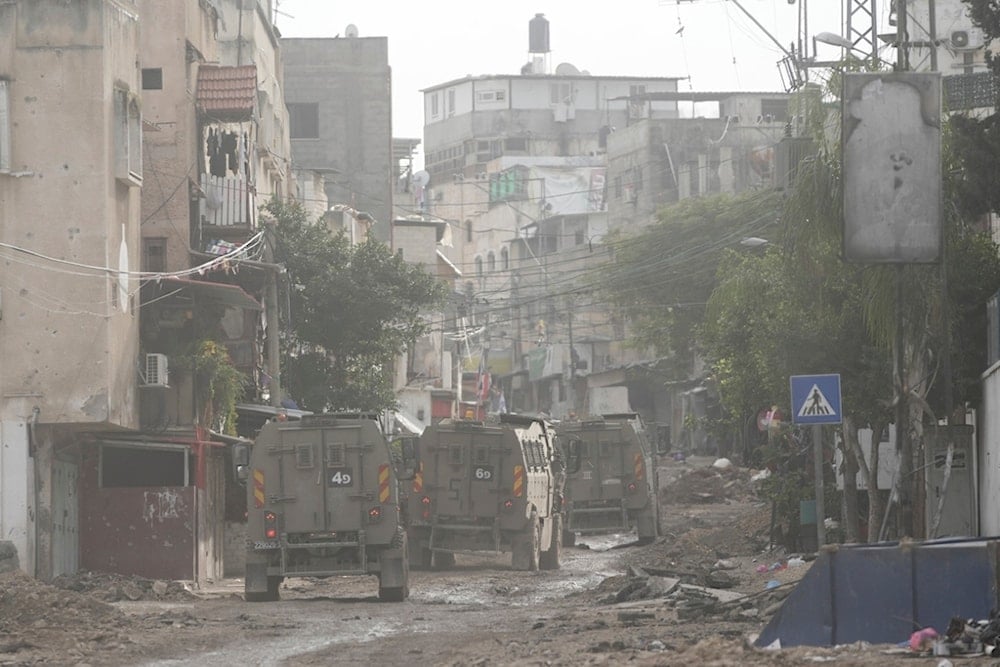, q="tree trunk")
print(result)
[847,418,884,543]
[840,416,861,543]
